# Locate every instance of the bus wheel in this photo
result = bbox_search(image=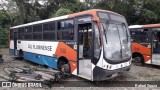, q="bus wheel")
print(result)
[133,56,144,66]
[61,64,70,74]
[58,58,70,74]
